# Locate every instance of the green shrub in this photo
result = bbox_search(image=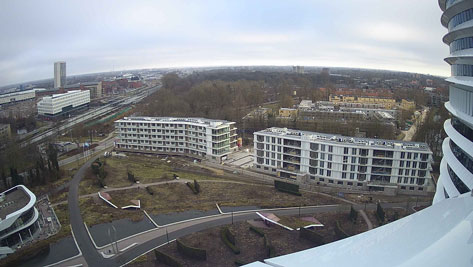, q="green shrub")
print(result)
[334,221,349,239]
[221,228,240,254]
[299,227,325,245]
[186,182,199,194]
[146,186,154,195]
[249,226,265,237]
[154,250,182,267]
[263,234,276,258]
[176,239,207,260]
[274,180,301,195]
